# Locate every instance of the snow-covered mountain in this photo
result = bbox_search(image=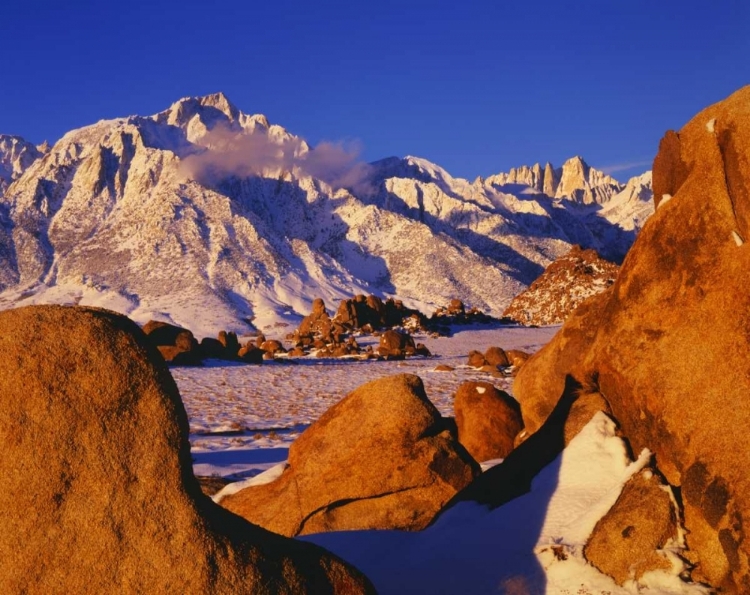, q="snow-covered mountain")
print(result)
[0,93,653,336]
